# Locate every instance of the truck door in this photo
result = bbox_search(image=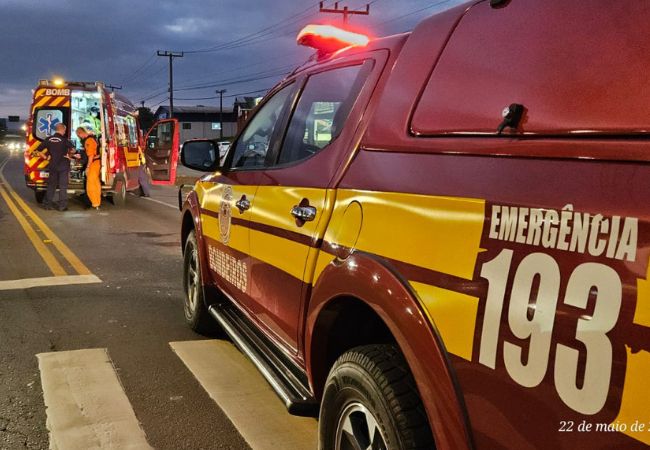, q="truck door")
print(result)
[246,58,378,356]
[201,83,296,310]
[144,118,180,185]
